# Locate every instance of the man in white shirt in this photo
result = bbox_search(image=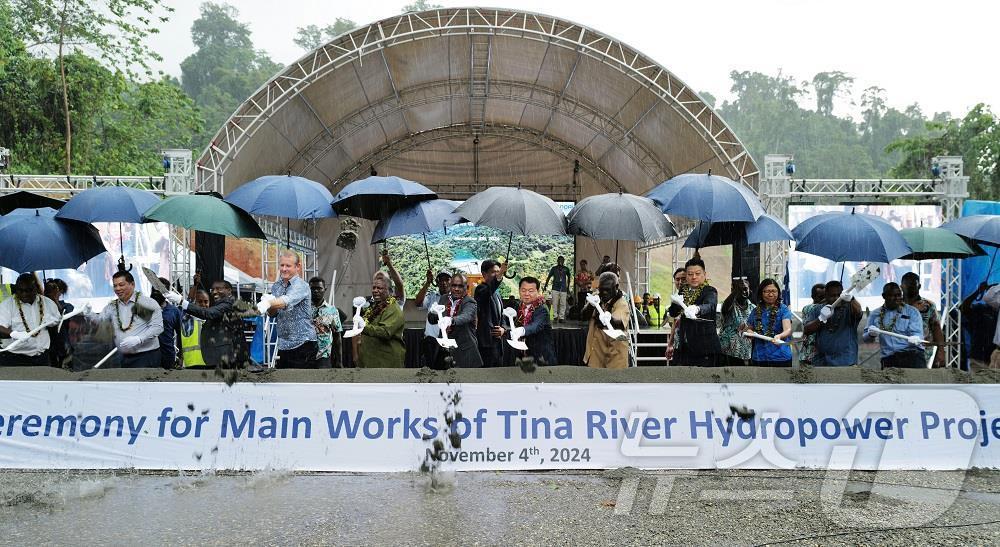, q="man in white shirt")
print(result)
[415,269,451,368]
[92,271,164,368]
[0,273,60,366]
